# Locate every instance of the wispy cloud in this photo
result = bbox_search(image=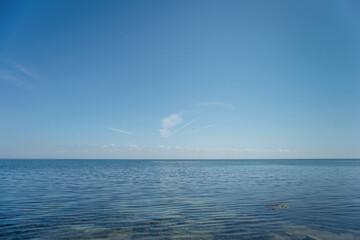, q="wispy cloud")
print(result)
[107,127,133,135]
[0,72,22,84]
[141,145,296,157]
[161,113,183,129]
[185,122,221,135]
[0,62,39,90]
[159,129,172,138]
[0,71,36,91]
[196,101,234,108]
[159,113,198,138]
[159,113,183,138]
[128,144,140,150]
[242,148,296,153]
[101,144,121,153]
[14,64,39,80]
[172,118,199,135]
